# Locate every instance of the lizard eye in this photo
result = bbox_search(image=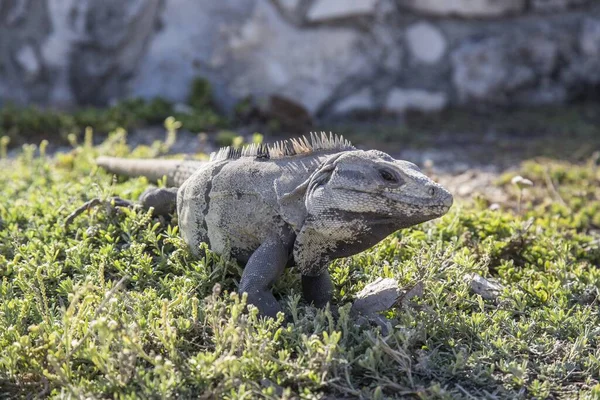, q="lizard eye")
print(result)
[379,168,402,185]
